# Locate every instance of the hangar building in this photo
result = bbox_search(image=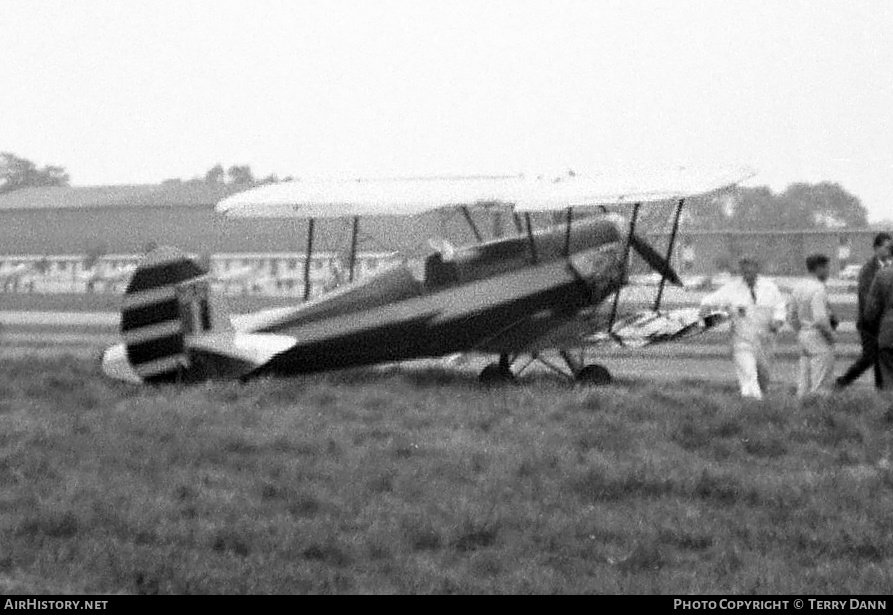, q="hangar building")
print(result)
[0,182,884,281]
